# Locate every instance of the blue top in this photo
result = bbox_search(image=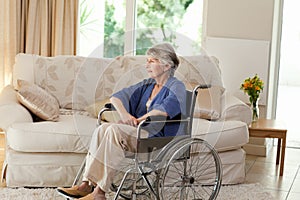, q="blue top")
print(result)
[112,77,186,137]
